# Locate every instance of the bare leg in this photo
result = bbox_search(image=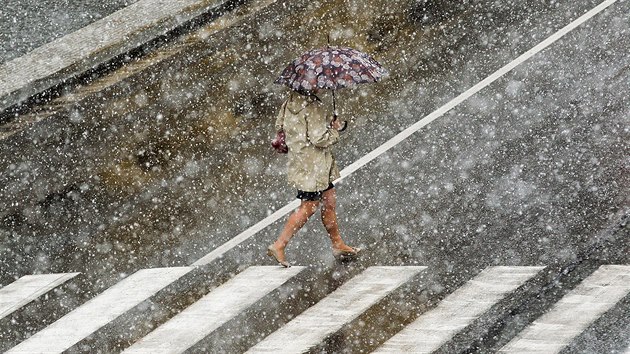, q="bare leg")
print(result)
[321,187,356,253]
[271,200,319,263]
